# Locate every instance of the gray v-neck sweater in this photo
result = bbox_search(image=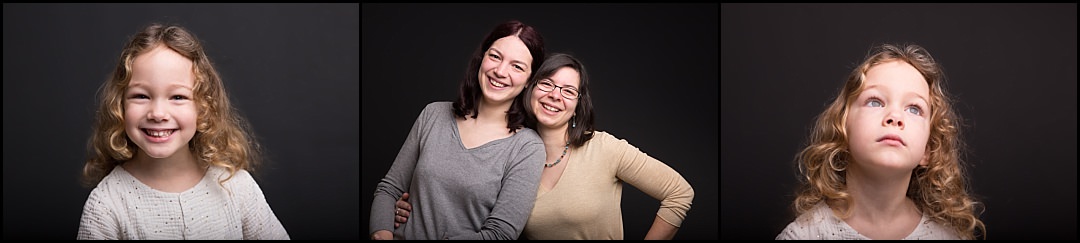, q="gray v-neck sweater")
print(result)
[369,101,545,240]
